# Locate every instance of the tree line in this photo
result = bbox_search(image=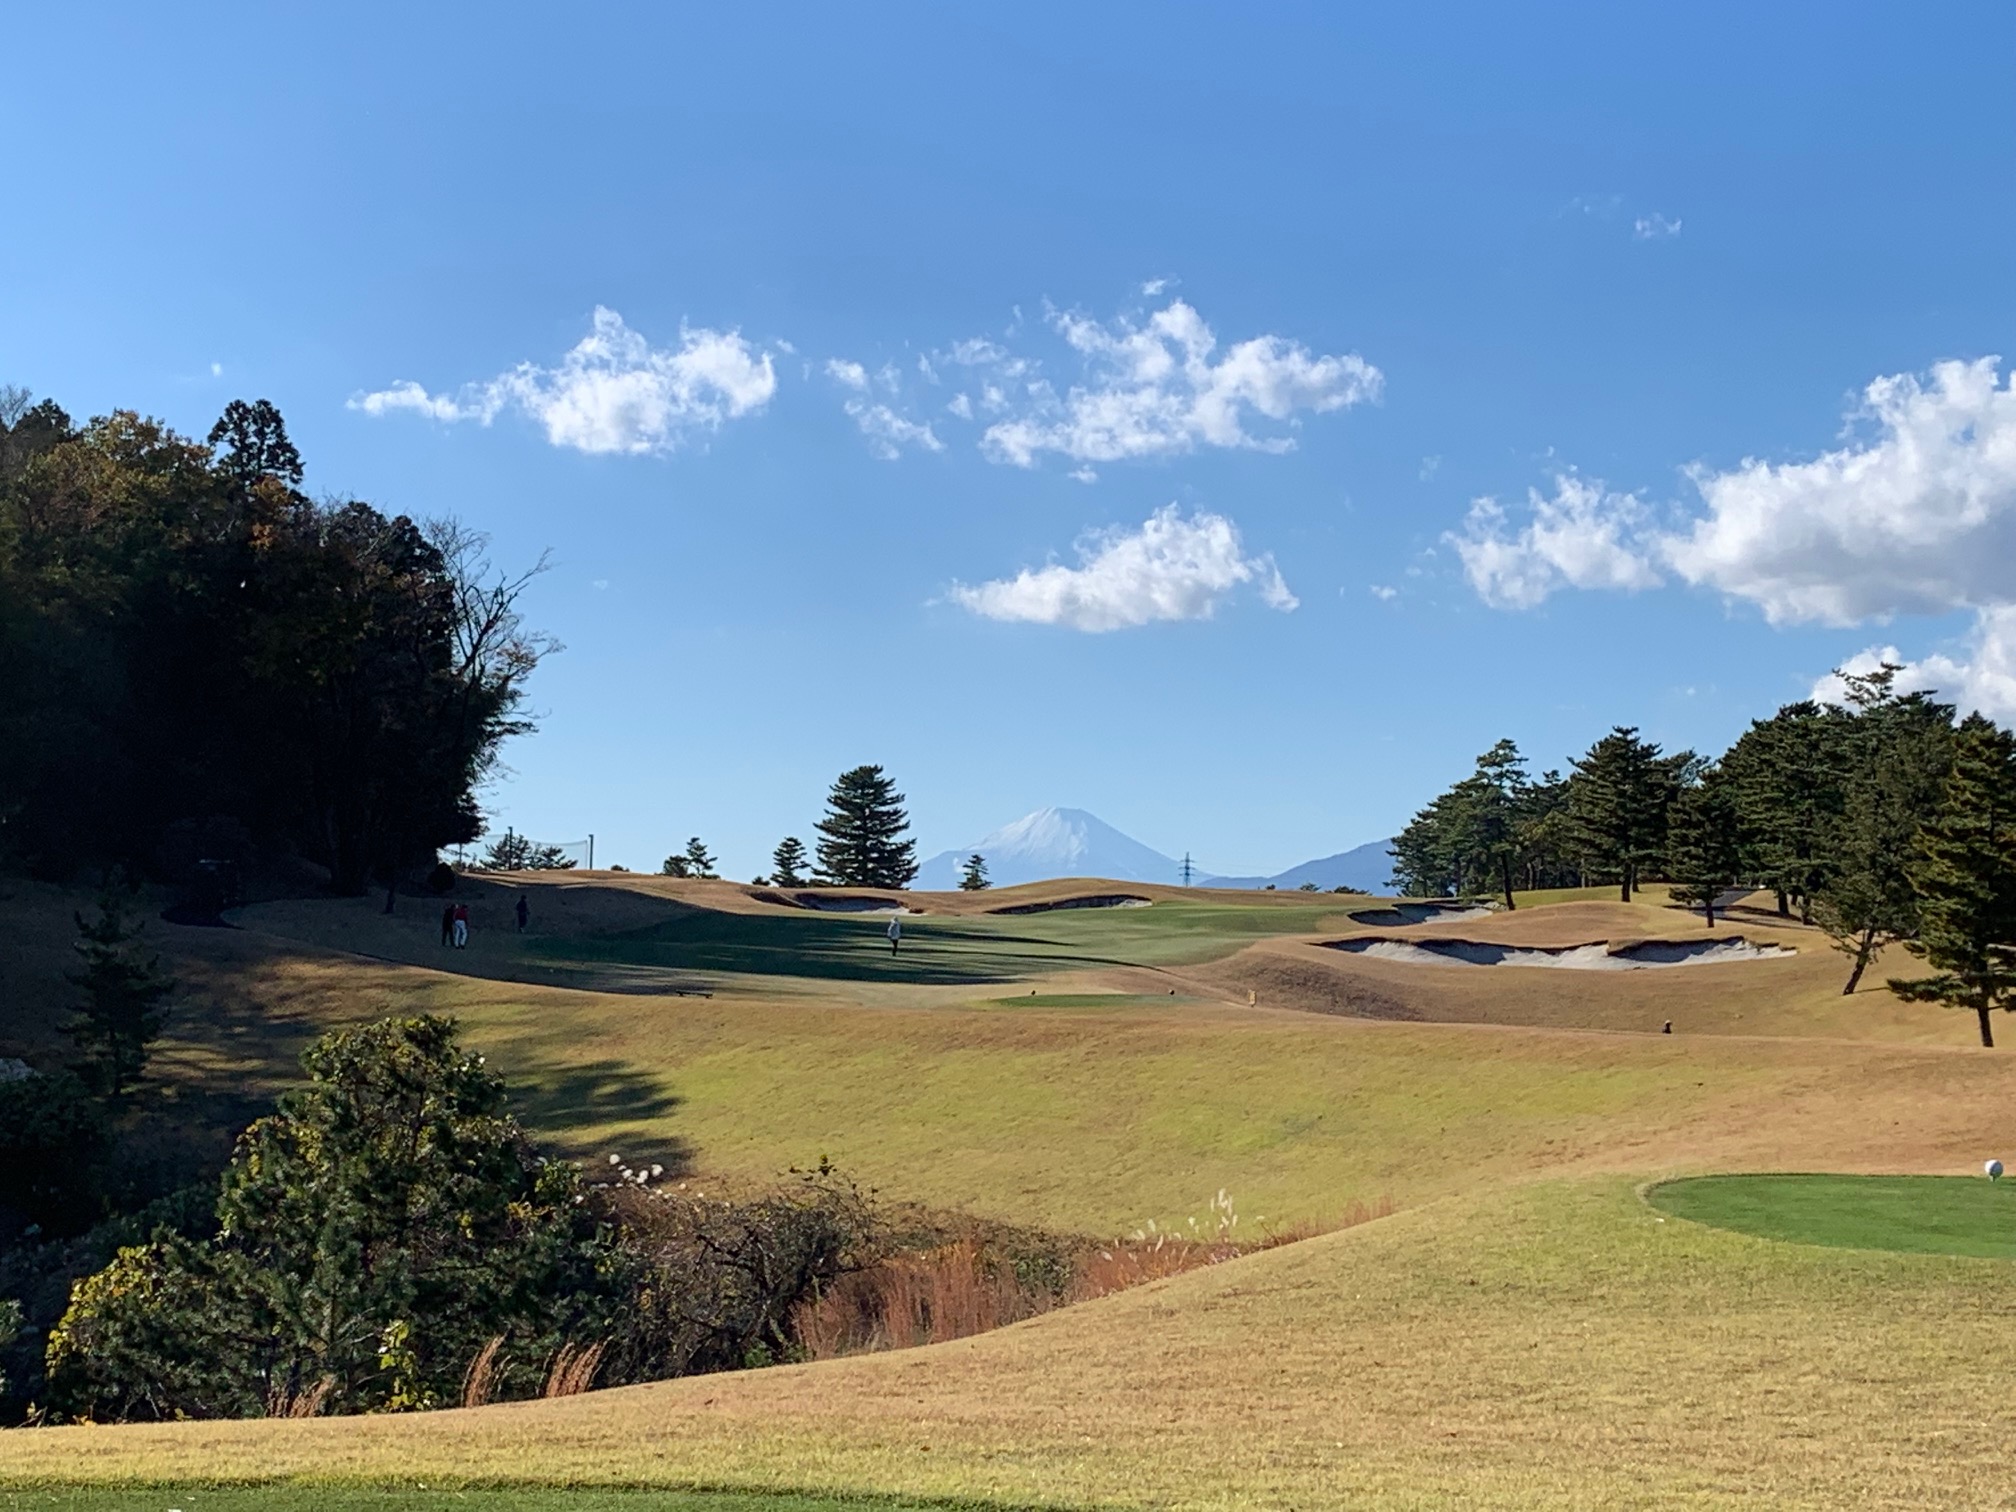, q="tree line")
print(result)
[0,389,552,896]
[660,765,929,890]
[1391,667,2016,1043]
